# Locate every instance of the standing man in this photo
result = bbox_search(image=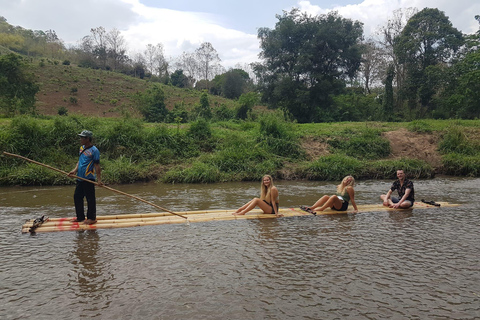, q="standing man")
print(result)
[69,130,102,225]
[380,169,415,209]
